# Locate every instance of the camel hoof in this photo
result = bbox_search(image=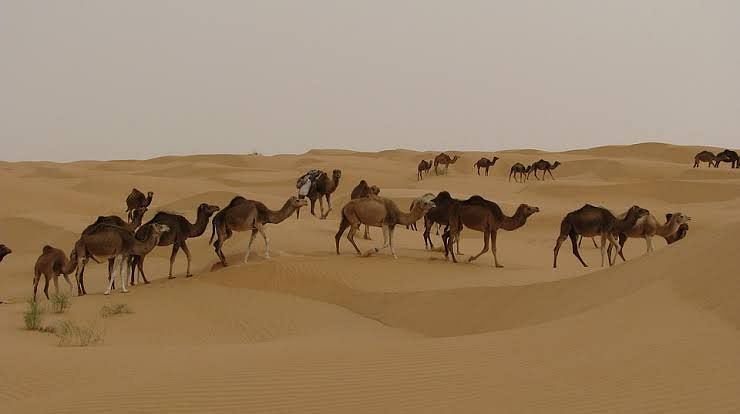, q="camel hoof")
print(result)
[143,281,150,285]
[495,264,504,268]
[467,257,475,263]
[185,274,193,278]
[104,291,111,296]
[168,276,177,280]
[392,255,398,260]
[121,289,129,294]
